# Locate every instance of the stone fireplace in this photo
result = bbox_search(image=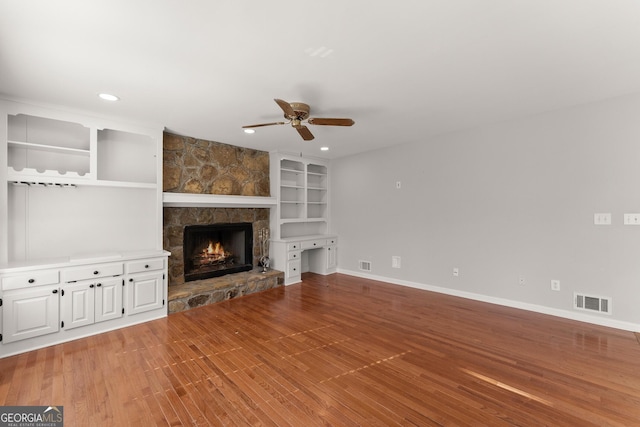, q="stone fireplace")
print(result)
[163,132,283,313]
[164,207,269,286]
